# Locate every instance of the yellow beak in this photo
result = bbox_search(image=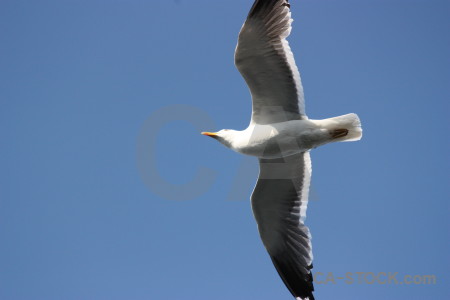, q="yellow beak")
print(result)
[201,132,218,137]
